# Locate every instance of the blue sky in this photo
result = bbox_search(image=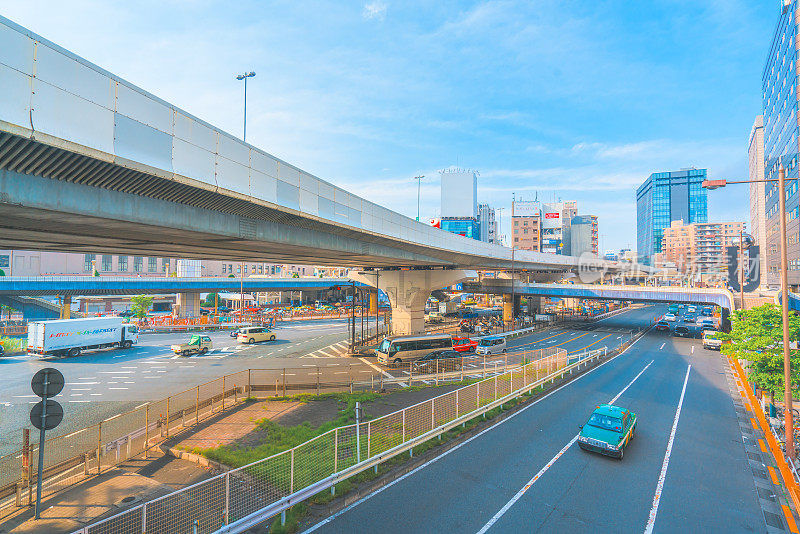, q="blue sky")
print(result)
[1,0,777,251]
